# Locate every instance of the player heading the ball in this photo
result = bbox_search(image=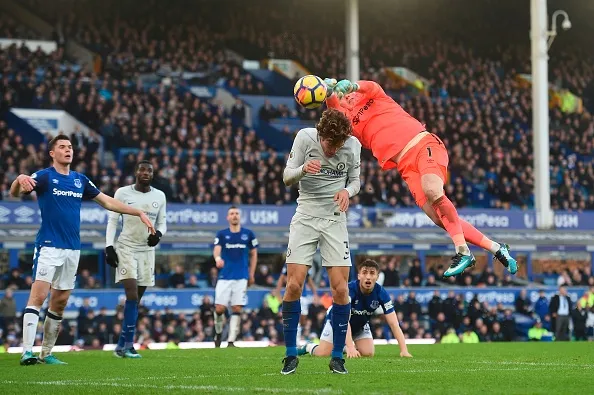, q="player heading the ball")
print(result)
[280,108,361,375]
